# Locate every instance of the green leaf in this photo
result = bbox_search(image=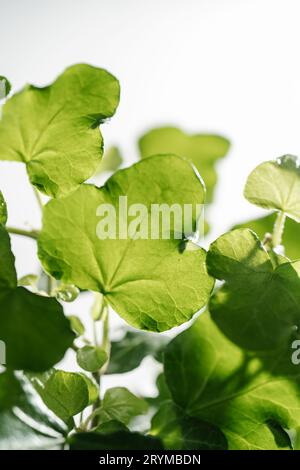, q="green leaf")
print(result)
[164,311,299,450]
[69,430,163,450]
[151,401,227,450]
[38,155,214,332]
[138,127,230,203]
[68,315,85,336]
[0,227,74,370]
[0,64,120,197]
[97,387,148,426]
[78,373,99,406]
[244,155,300,221]
[234,212,300,260]
[0,371,67,450]
[0,191,7,225]
[107,331,168,374]
[77,346,107,372]
[18,273,39,288]
[28,370,96,423]
[0,76,11,98]
[95,146,122,175]
[207,228,300,350]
